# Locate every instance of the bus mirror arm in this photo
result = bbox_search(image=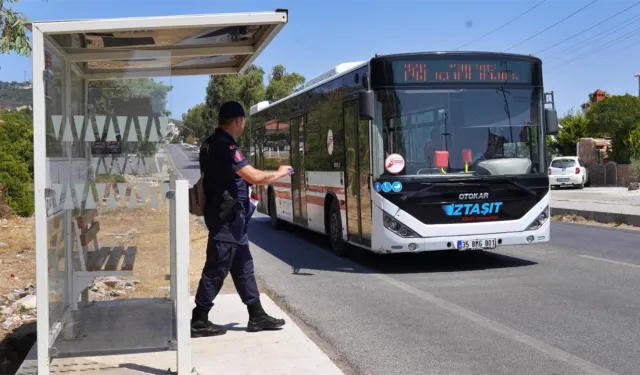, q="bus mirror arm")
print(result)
[545,108,559,136]
[359,90,375,121]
